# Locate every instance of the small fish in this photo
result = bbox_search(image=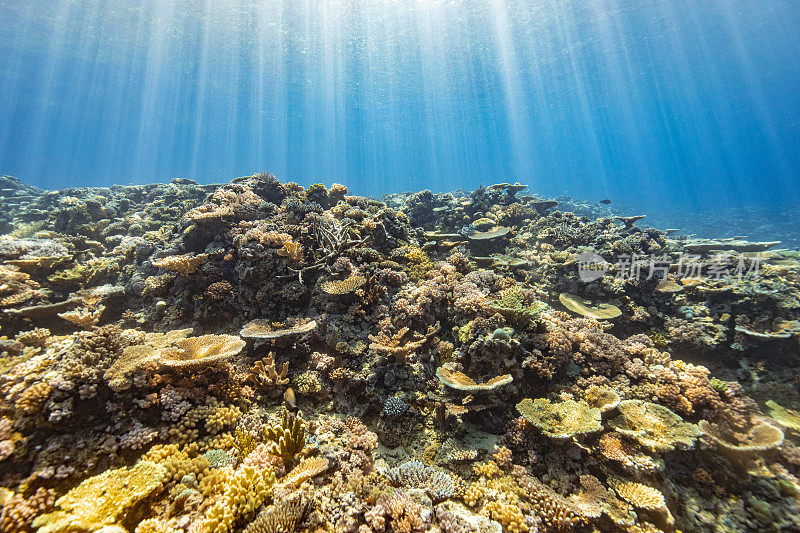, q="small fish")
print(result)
[284,387,296,410]
[600,199,611,205]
